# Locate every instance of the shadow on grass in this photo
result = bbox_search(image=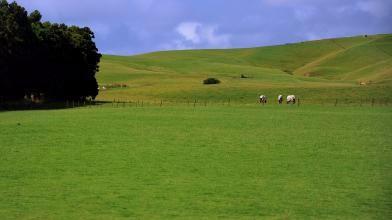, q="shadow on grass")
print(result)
[0,101,111,112]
